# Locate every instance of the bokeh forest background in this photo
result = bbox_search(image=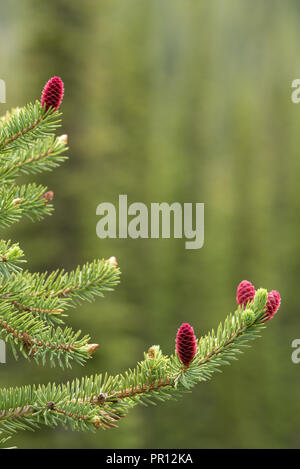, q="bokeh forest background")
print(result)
[0,0,299,448]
